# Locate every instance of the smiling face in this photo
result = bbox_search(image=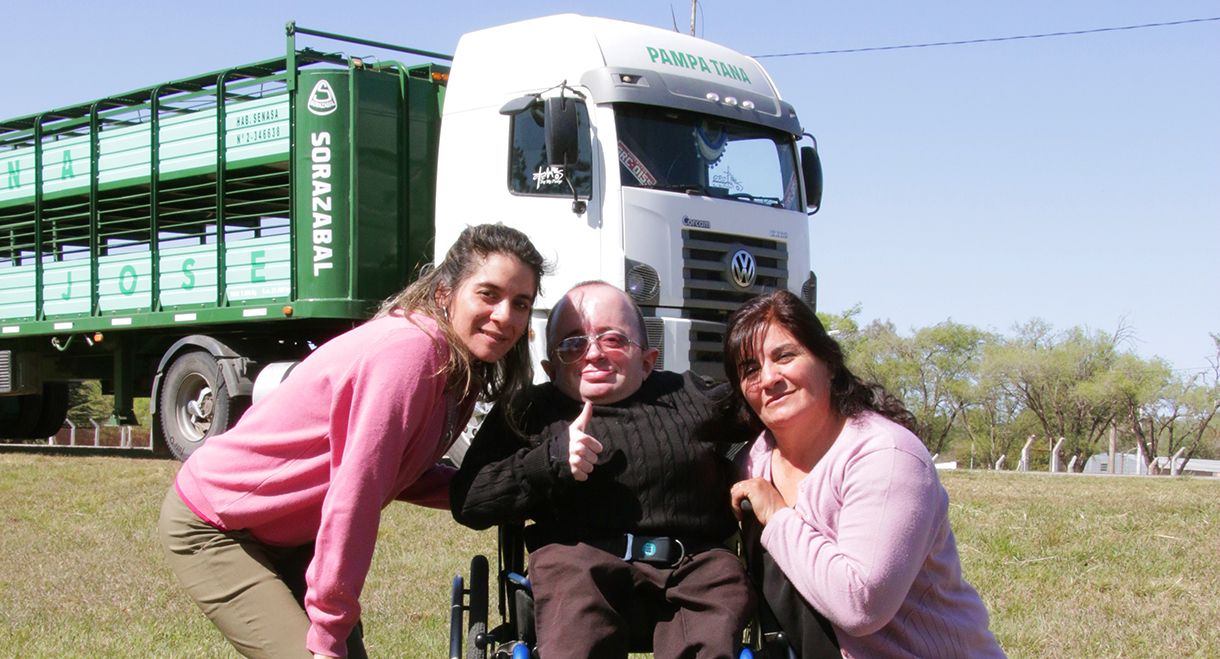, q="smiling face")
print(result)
[739,321,836,436]
[543,284,658,404]
[444,252,537,364]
